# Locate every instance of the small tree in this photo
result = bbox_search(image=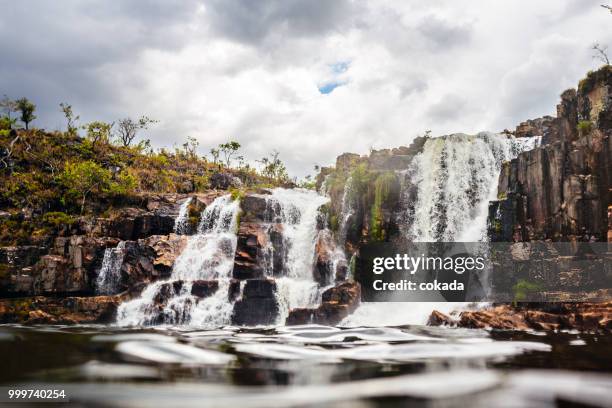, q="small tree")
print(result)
[60,102,80,136]
[209,148,220,166]
[85,121,113,147]
[15,97,36,130]
[219,141,241,167]
[59,161,112,214]
[0,95,17,128]
[258,150,289,183]
[182,136,199,159]
[592,43,610,65]
[116,116,157,147]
